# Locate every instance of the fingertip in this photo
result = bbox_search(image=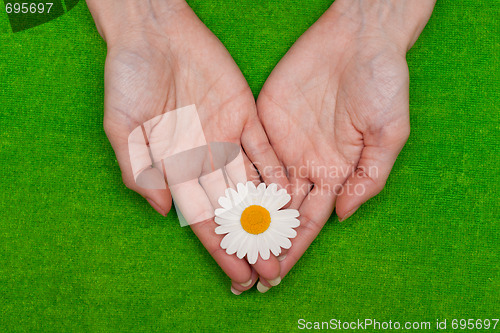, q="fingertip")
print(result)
[231,286,242,295]
[335,174,383,220]
[146,198,167,216]
[231,270,258,293]
[256,275,281,292]
[267,276,281,287]
[144,189,173,217]
[240,278,254,288]
[252,256,281,282]
[335,188,357,221]
[257,281,270,293]
[277,253,287,262]
[337,206,358,222]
